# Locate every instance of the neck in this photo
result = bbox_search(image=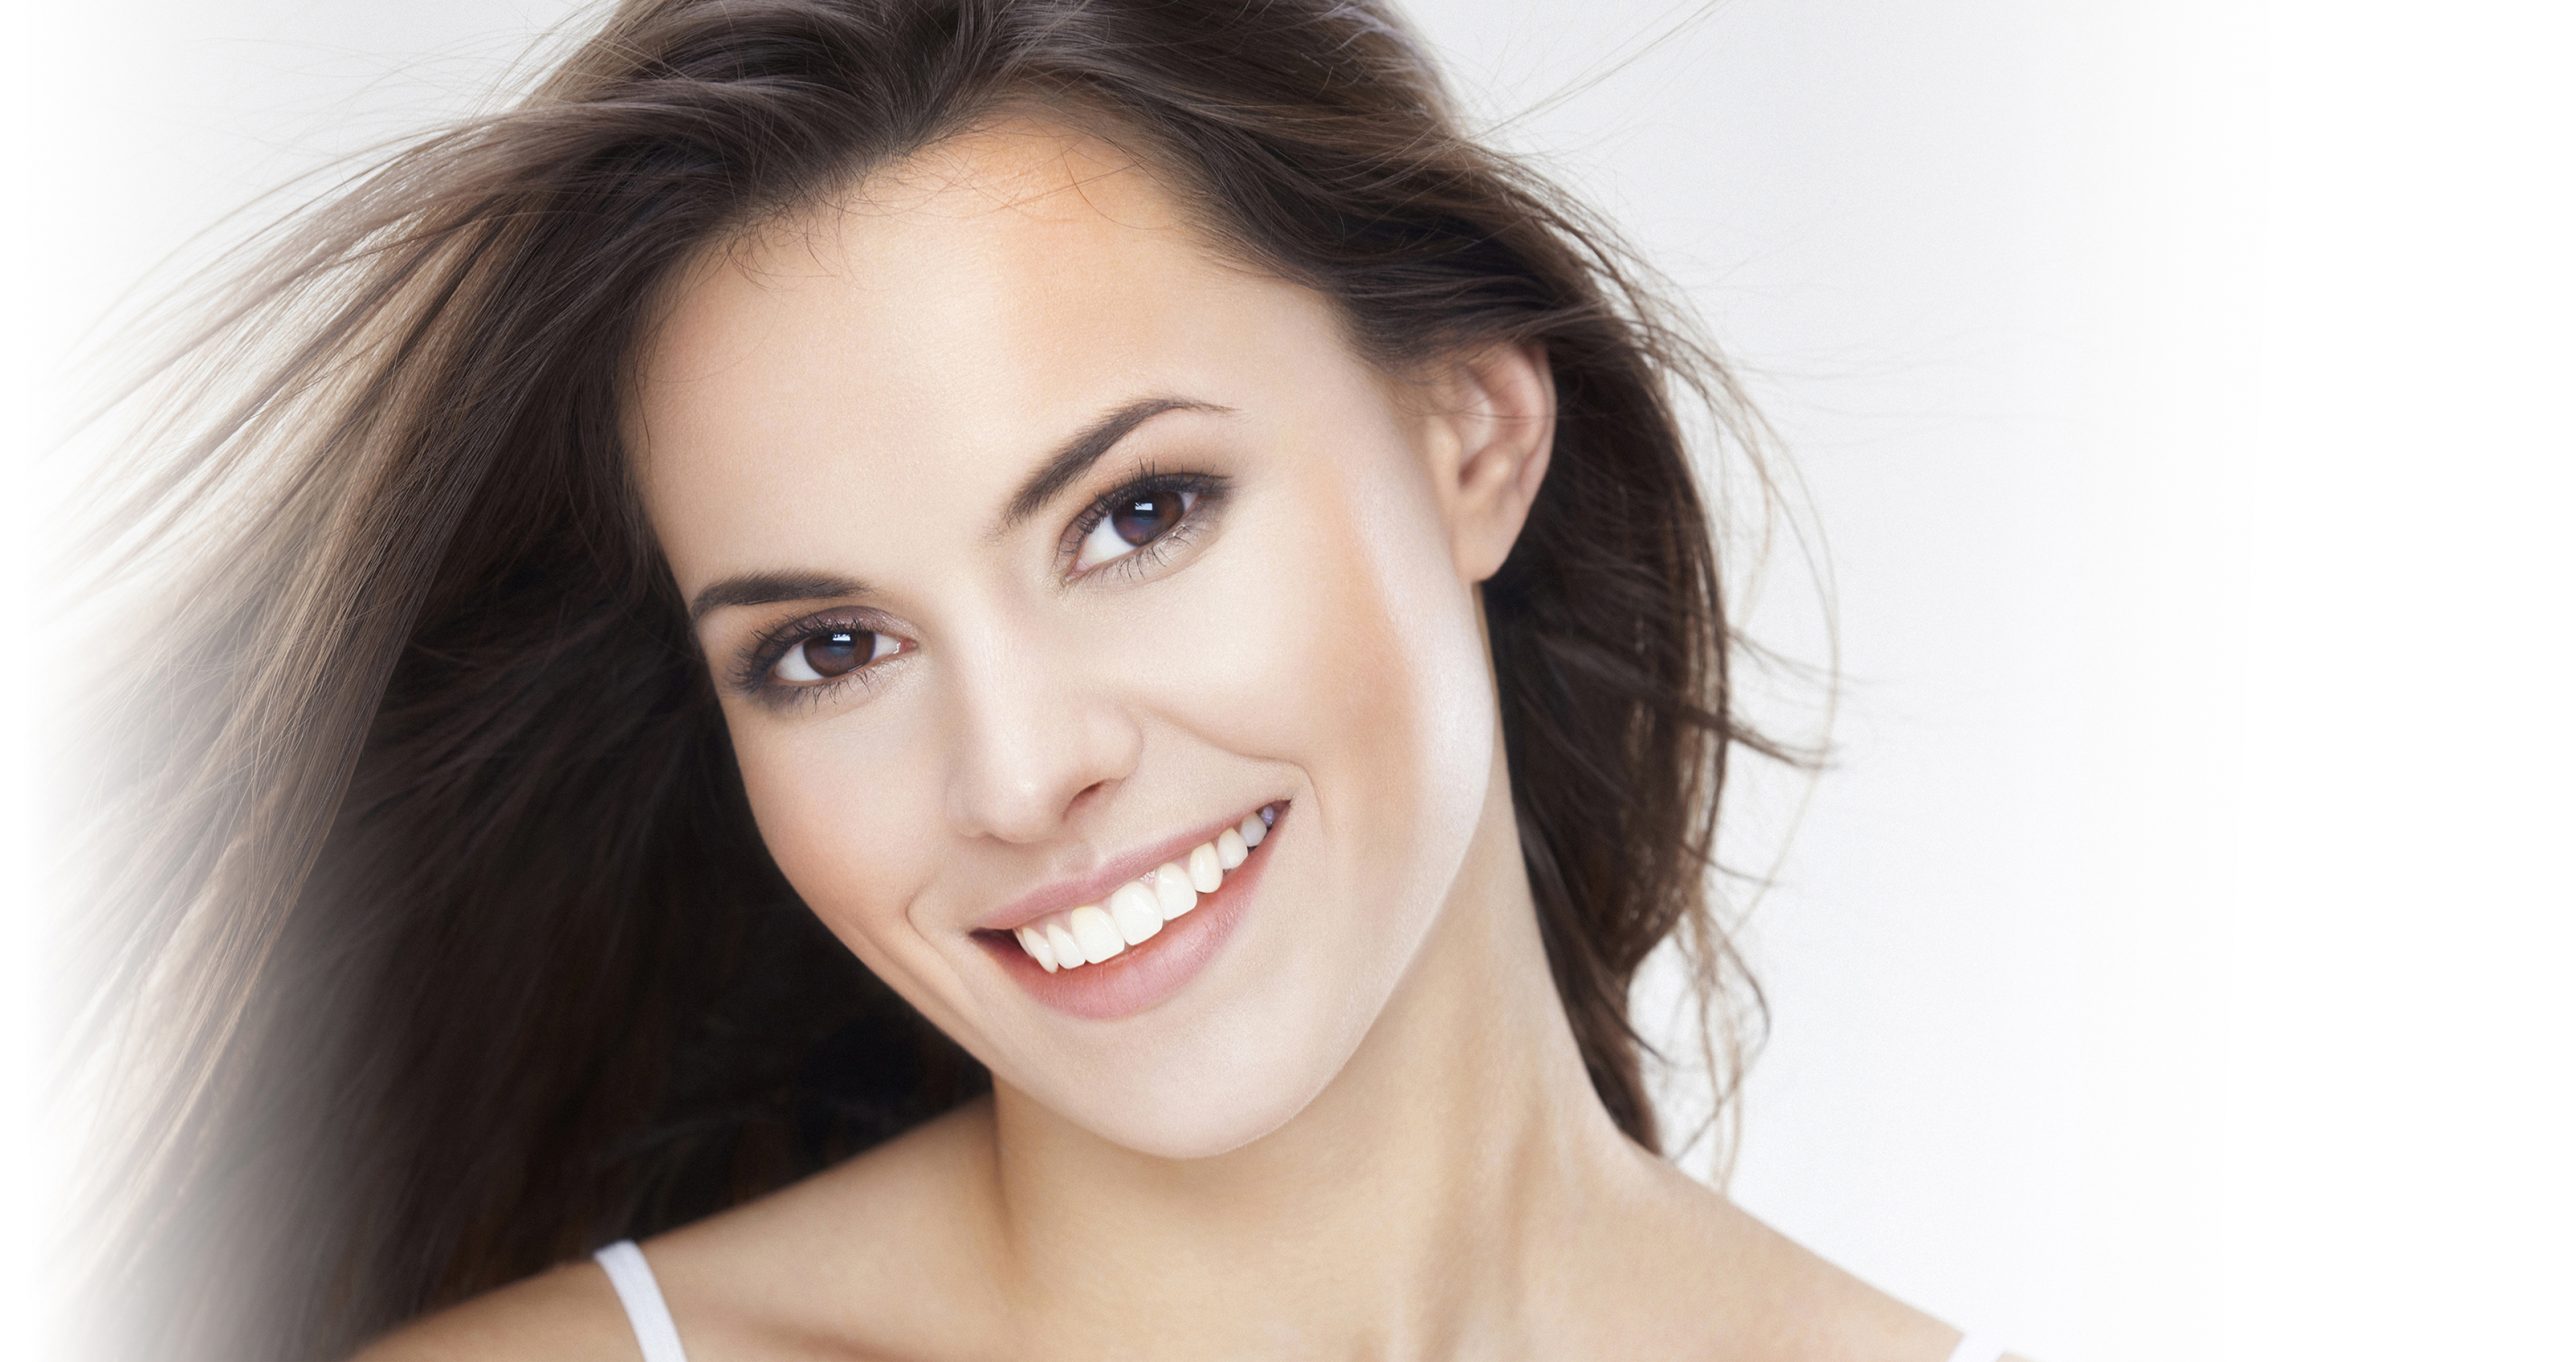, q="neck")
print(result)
[976,764,1662,1359]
